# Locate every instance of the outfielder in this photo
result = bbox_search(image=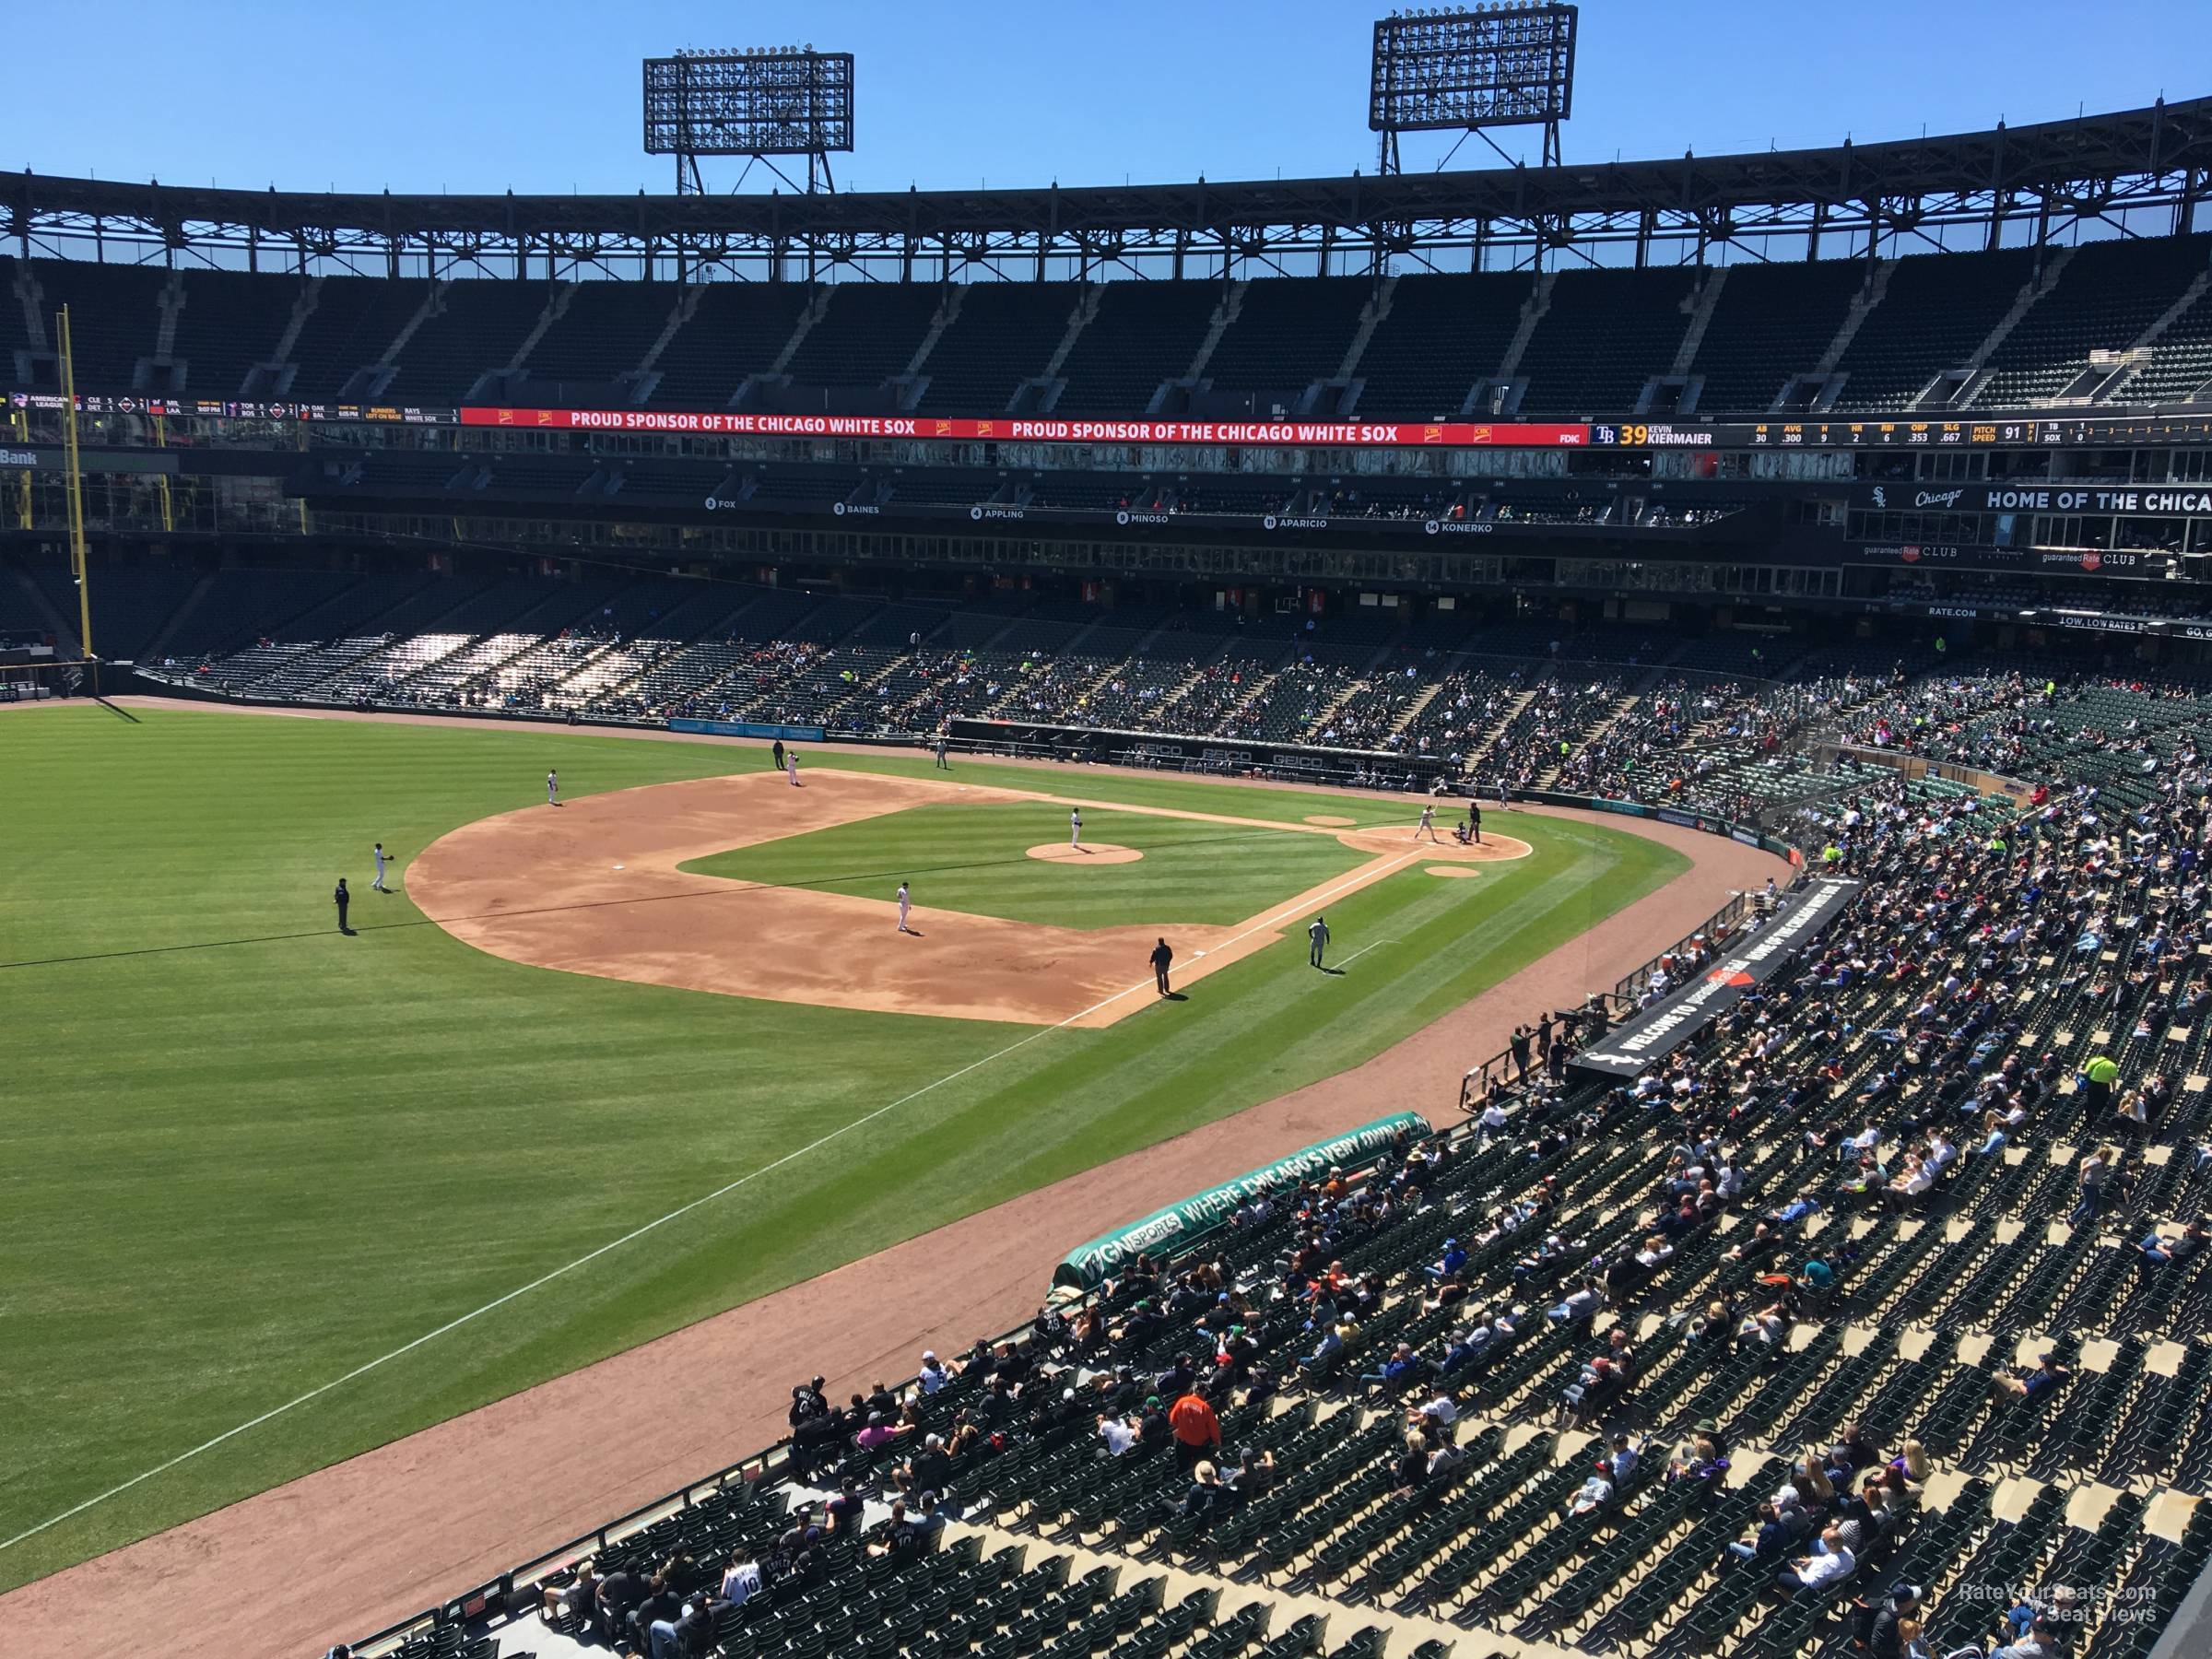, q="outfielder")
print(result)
[371,841,393,892]
[1308,914,1331,969]
[897,880,913,934]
